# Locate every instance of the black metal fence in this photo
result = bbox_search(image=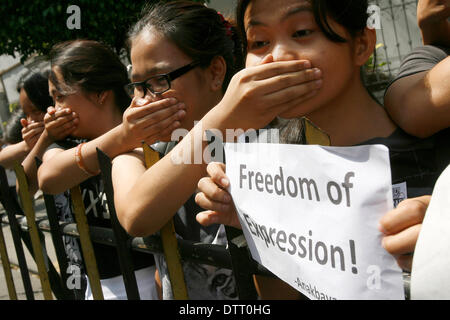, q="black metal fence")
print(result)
[365,0,422,101]
[0,147,270,300]
[0,138,411,300]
